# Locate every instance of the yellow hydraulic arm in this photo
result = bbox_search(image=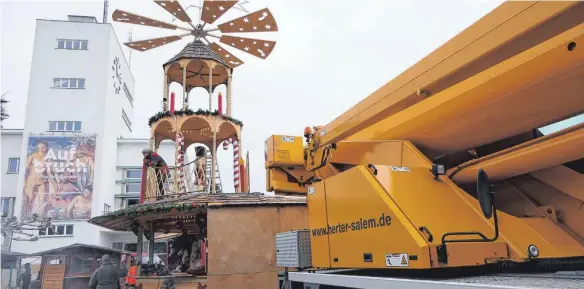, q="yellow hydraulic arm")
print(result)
[311,1,583,153]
